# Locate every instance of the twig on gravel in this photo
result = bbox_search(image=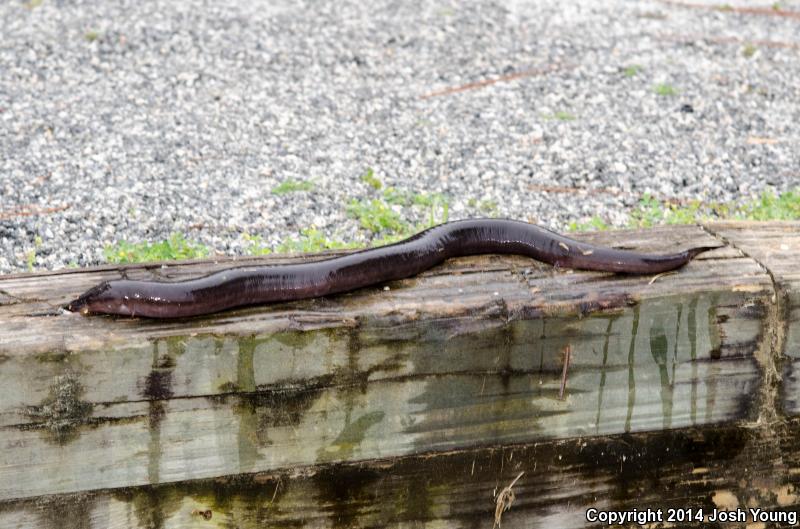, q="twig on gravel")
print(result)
[529,184,629,197]
[419,64,570,99]
[658,33,800,50]
[0,205,70,221]
[657,0,800,20]
[747,137,782,145]
[527,184,693,206]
